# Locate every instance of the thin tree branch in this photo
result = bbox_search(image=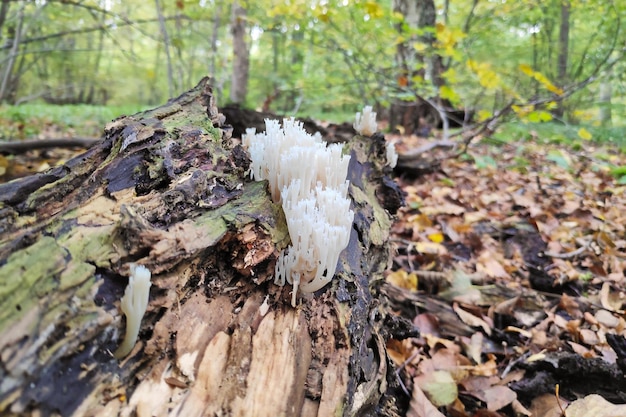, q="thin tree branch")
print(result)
[0,2,24,102]
[0,16,190,51]
[0,137,101,154]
